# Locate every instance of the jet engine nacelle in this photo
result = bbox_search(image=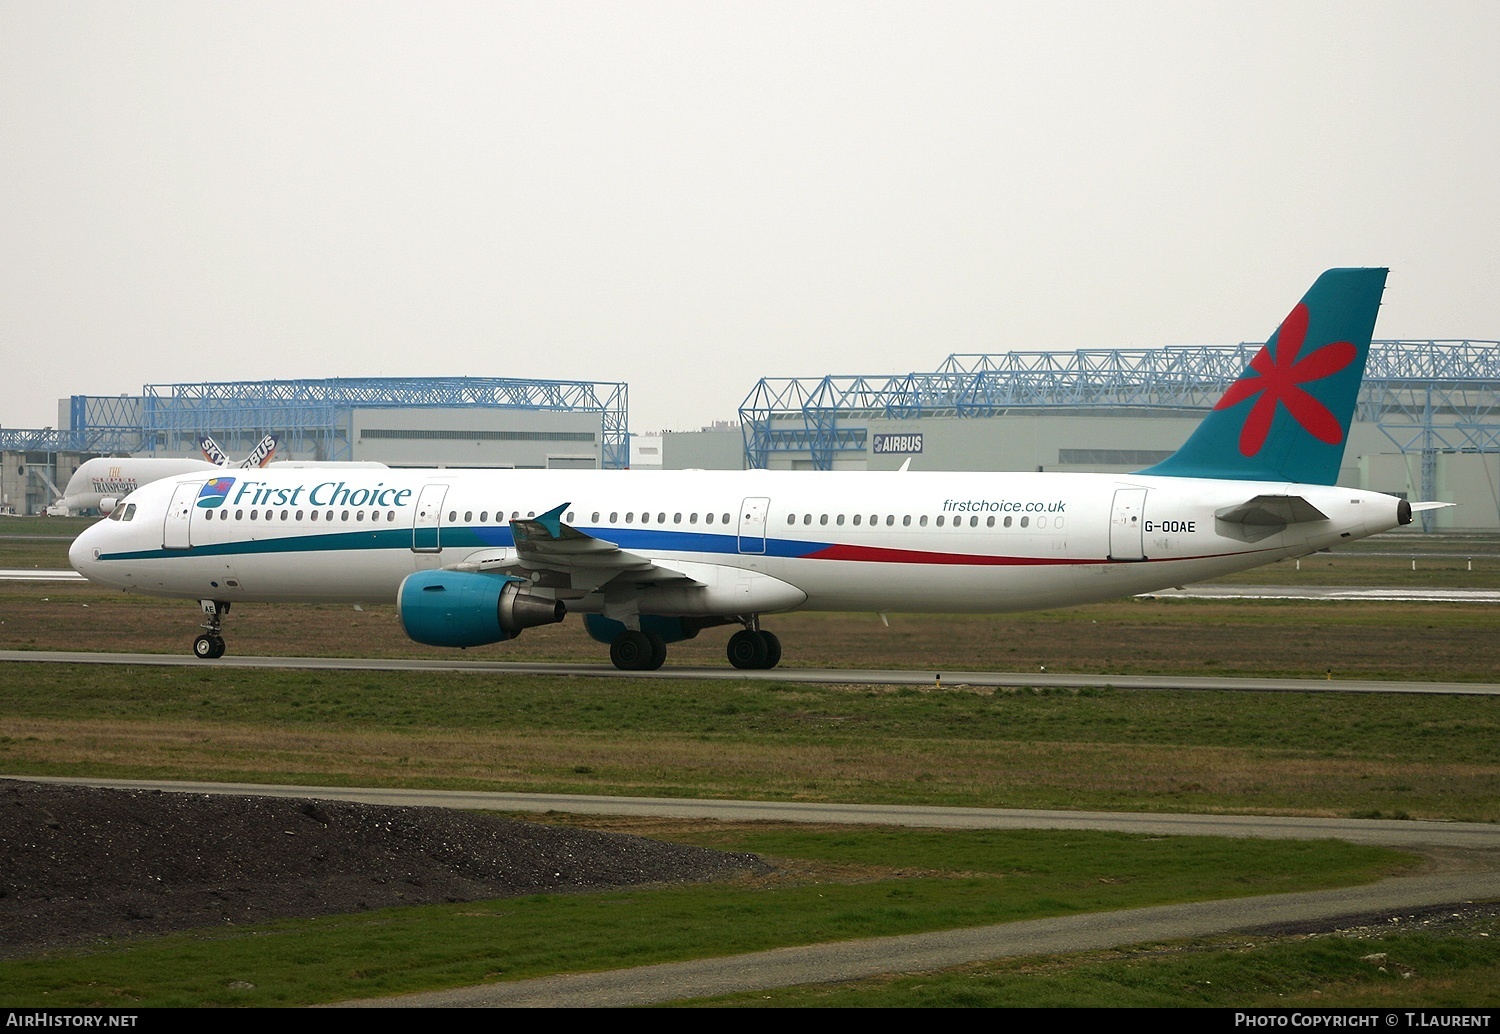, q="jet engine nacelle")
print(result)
[98,497,118,516]
[397,570,565,648]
